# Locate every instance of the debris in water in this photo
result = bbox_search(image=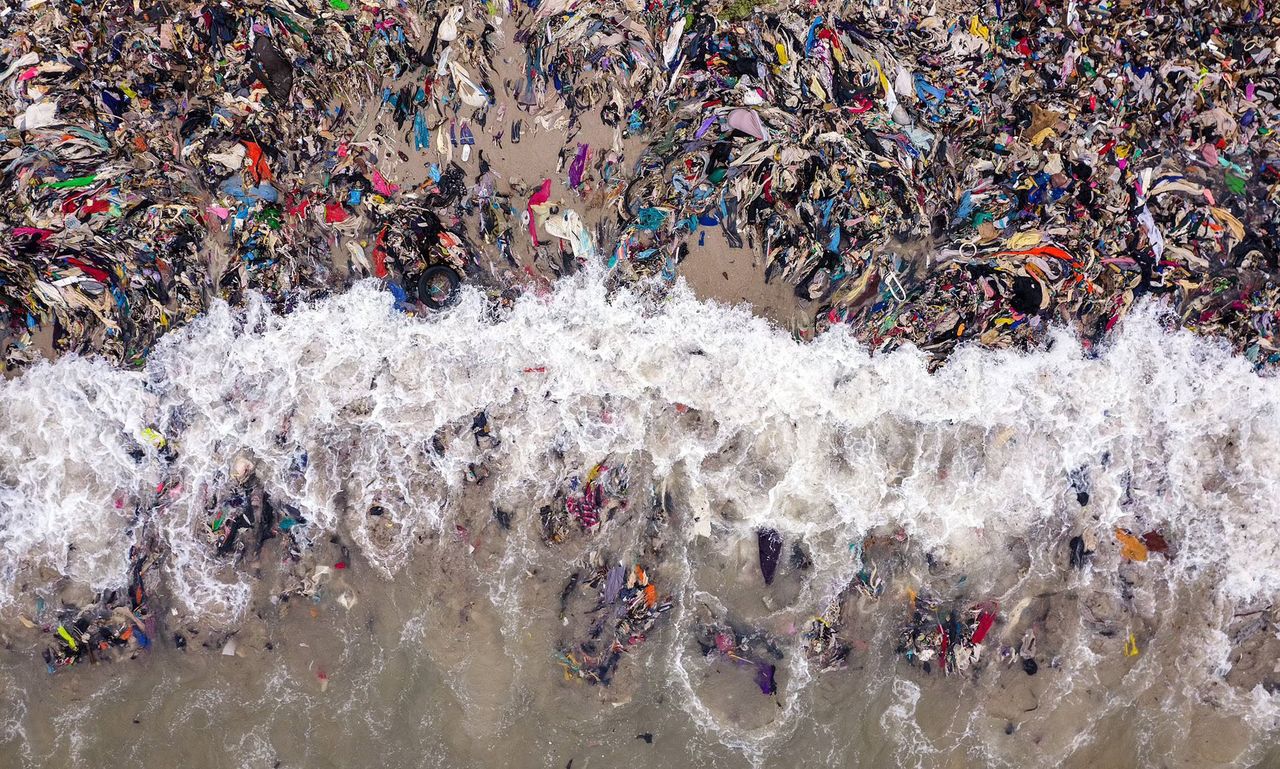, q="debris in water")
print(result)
[757,528,783,586]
